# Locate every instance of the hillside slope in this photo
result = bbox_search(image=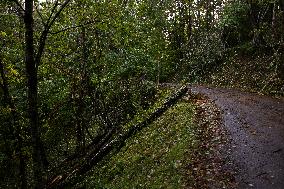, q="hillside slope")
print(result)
[78,90,235,188]
[202,55,283,97]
